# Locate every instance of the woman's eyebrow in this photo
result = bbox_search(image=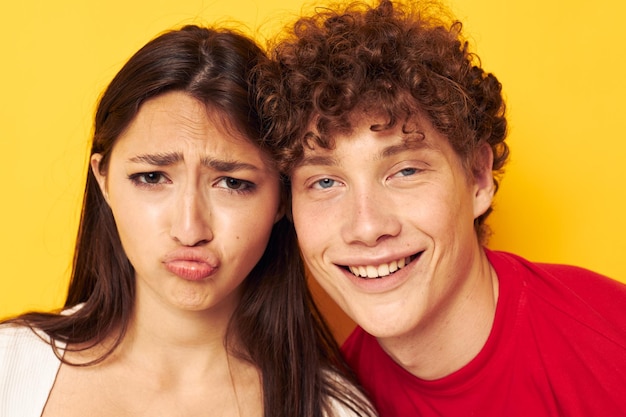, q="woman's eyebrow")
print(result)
[128,152,183,166]
[201,157,260,172]
[128,152,260,172]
